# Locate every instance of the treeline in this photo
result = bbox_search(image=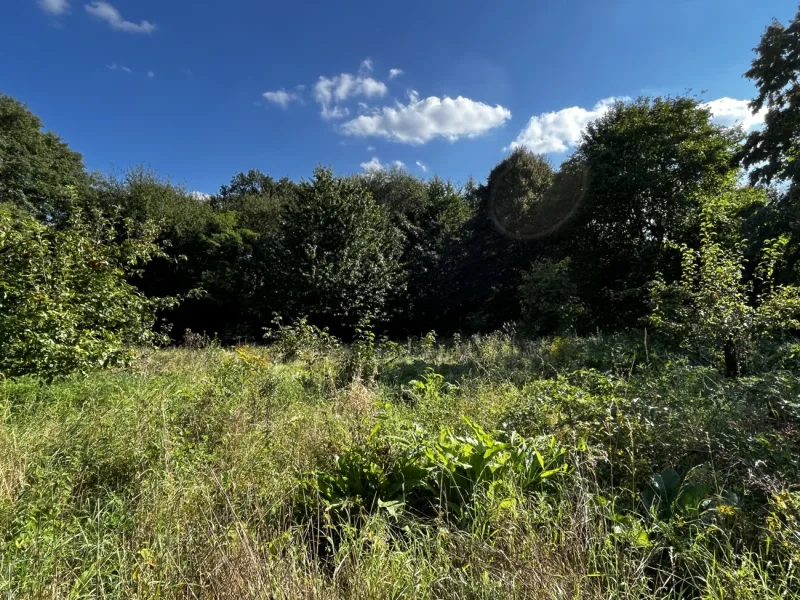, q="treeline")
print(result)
[2,6,800,377]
